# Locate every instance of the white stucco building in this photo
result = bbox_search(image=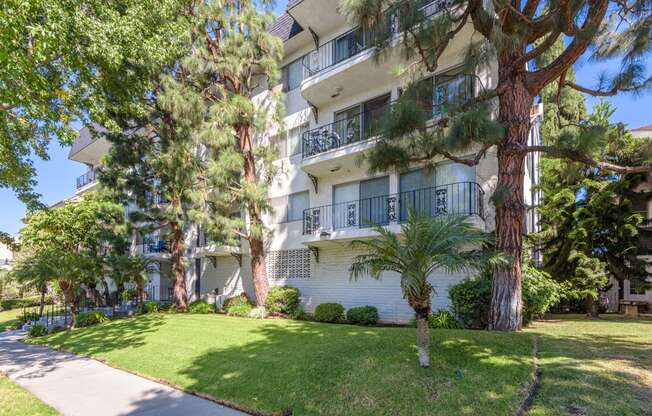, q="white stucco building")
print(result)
[65,0,543,322]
